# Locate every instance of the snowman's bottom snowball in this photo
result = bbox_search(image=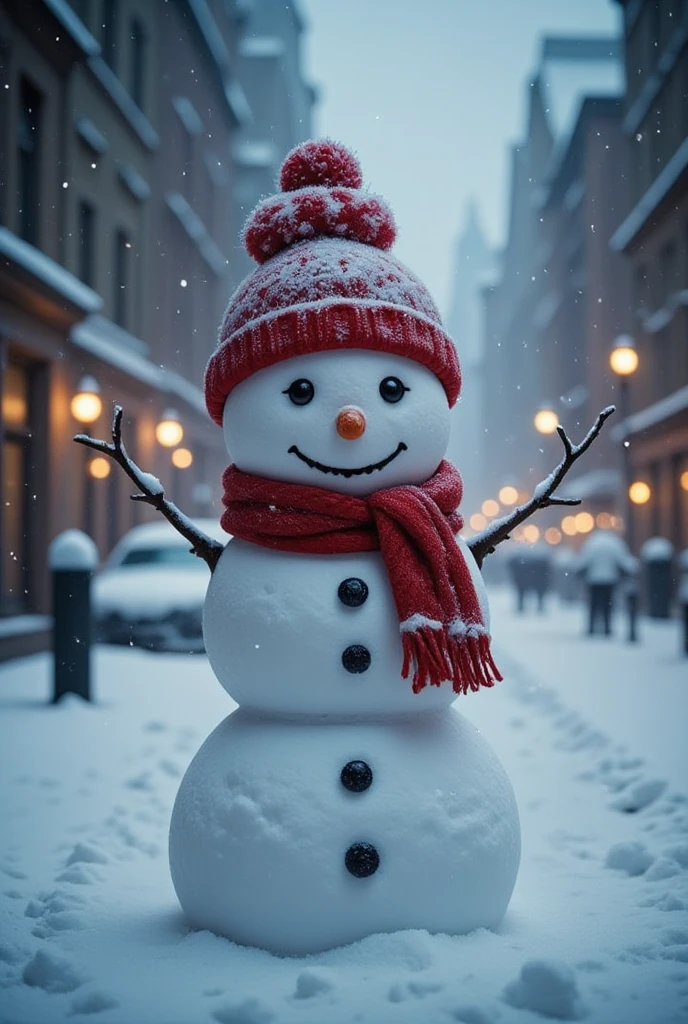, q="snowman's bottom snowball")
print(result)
[168,707,520,956]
